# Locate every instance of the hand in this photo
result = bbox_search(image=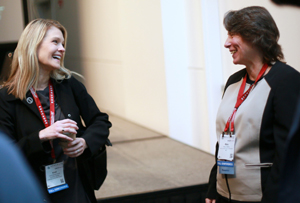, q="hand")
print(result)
[205,198,216,203]
[63,138,87,158]
[39,119,78,142]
